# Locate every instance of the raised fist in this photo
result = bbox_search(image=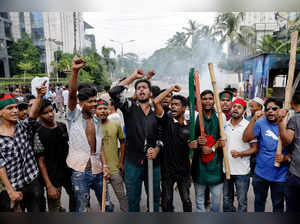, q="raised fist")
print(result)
[134,68,145,79]
[72,58,86,71]
[173,85,181,92]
